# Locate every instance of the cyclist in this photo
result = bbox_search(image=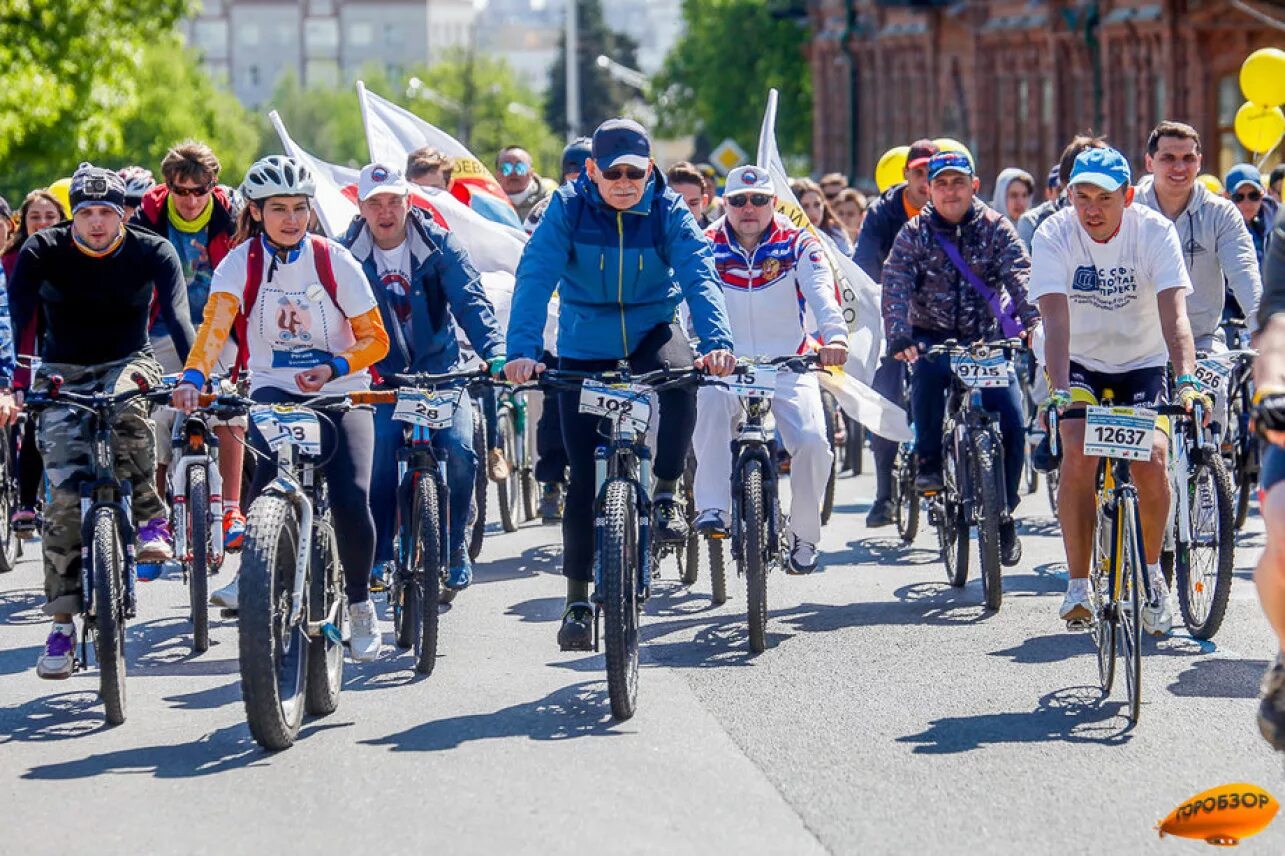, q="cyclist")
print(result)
[1017,135,1109,252]
[504,117,736,651]
[172,156,391,663]
[8,163,193,679]
[1029,146,1206,636]
[882,150,1040,566]
[1251,203,1285,749]
[341,162,505,595]
[118,165,155,222]
[692,165,849,573]
[131,141,248,551]
[854,138,938,529]
[1224,163,1277,277]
